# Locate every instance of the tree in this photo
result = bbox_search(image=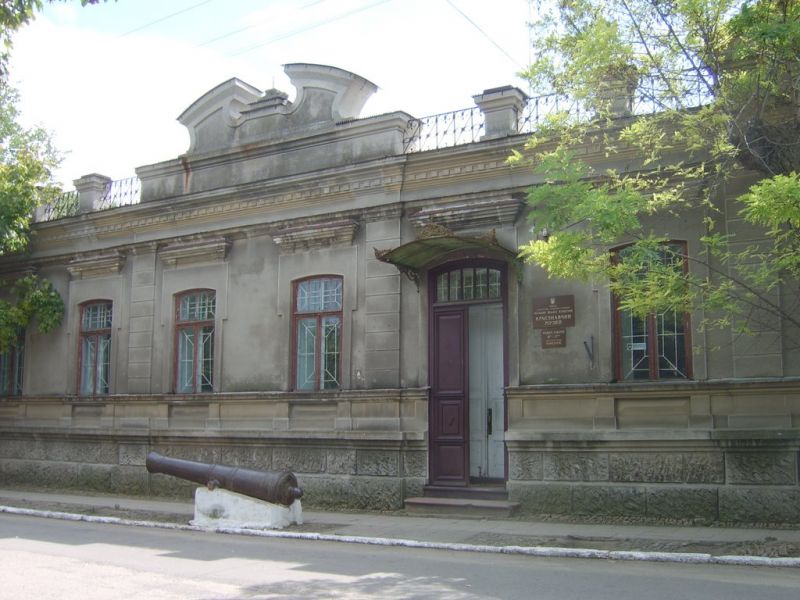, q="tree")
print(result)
[513,0,800,344]
[0,1,103,351]
[0,81,64,351]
